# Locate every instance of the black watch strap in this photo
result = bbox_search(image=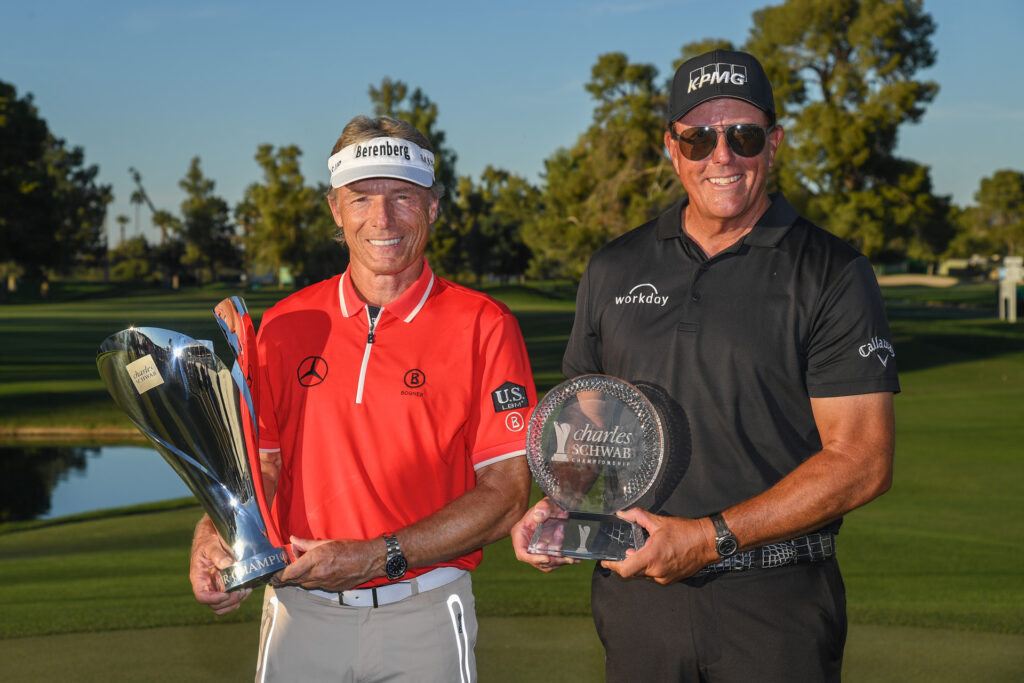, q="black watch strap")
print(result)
[710,513,739,559]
